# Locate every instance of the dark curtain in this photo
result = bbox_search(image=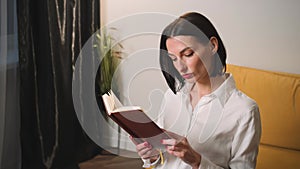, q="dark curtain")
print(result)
[17,0,101,168]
